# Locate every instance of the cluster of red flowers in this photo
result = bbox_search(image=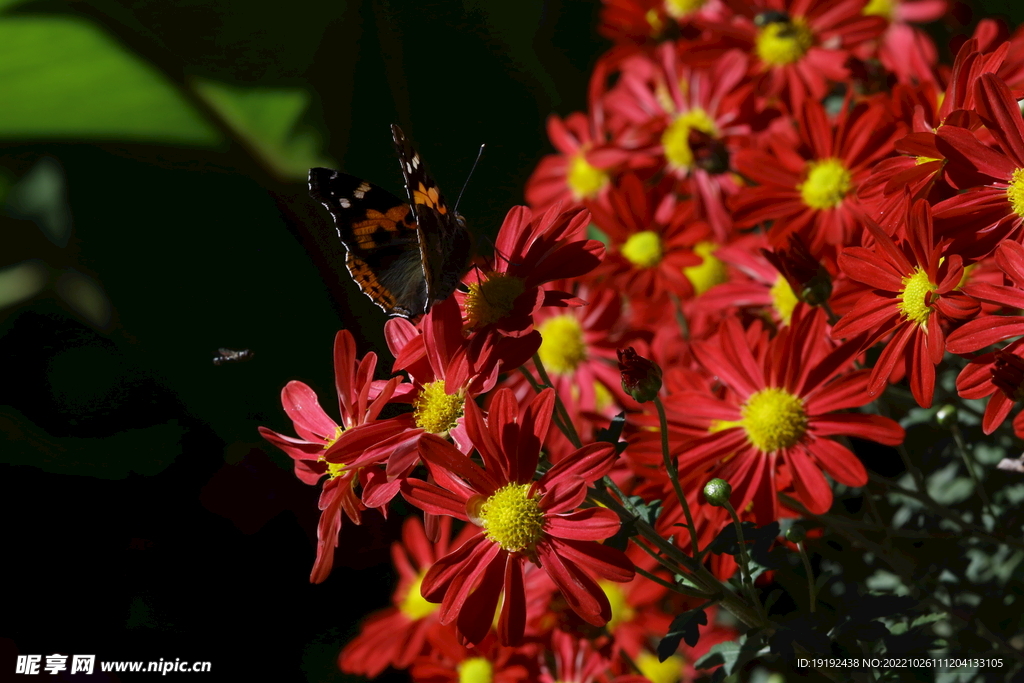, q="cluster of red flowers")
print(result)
[261,1,1024,680]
